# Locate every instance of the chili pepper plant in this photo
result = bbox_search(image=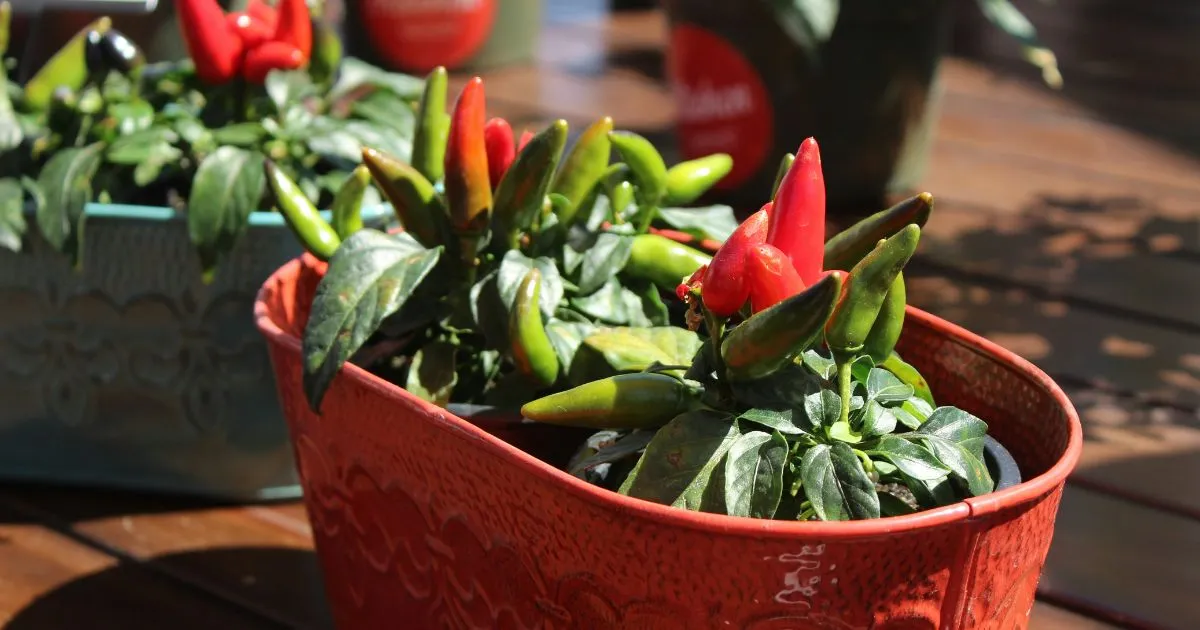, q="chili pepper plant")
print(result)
[521,137,999,522]
[0,0,422,276]
[283,69,743,414]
